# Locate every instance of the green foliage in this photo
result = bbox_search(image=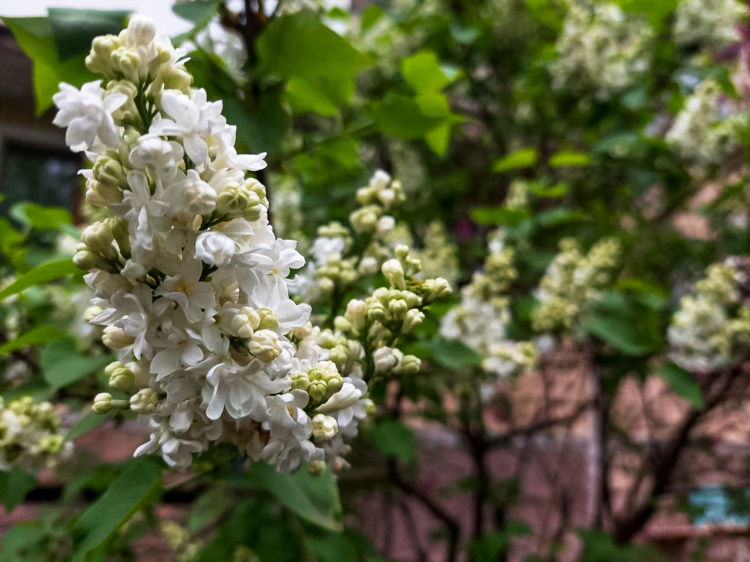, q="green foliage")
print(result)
[232,463,343,532]
[660,362,705,409]
[72,458,162,561]
[0,468,37,512]
[365,419,415,462]
[41,338,112,389]
[0,257,79,302]
[578,528,666,561]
